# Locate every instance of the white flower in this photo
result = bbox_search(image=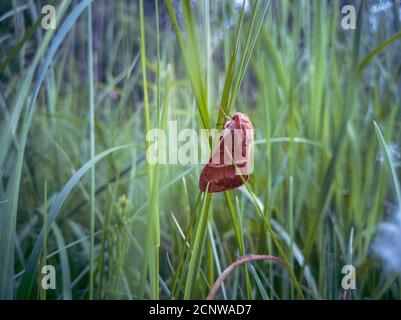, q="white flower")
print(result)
[371,213,401,273]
